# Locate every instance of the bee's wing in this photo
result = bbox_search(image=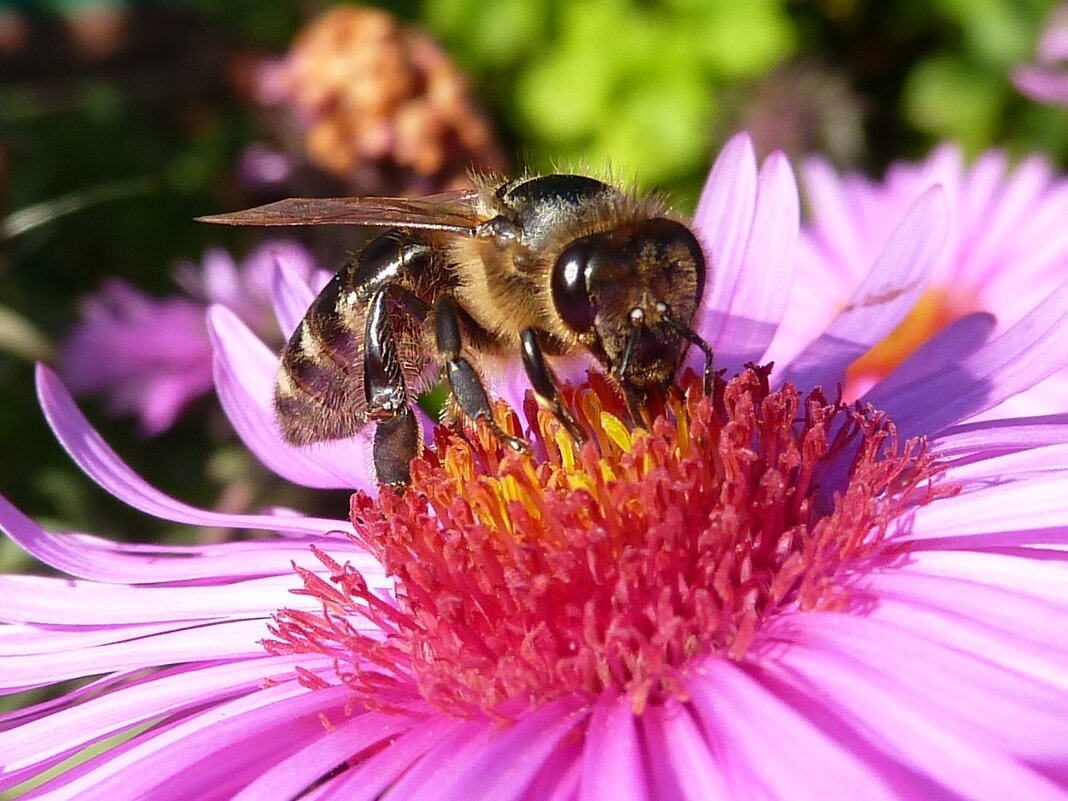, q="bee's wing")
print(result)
[196,190,483,234]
